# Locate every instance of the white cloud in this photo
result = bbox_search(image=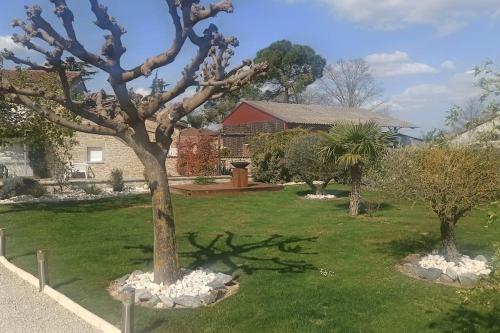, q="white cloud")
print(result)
[0,35,27,53]
[440,60,456,70]
[284,0,500,35]
[388,71,481,130]
[364,51,438,77]
[134,87,151,96]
